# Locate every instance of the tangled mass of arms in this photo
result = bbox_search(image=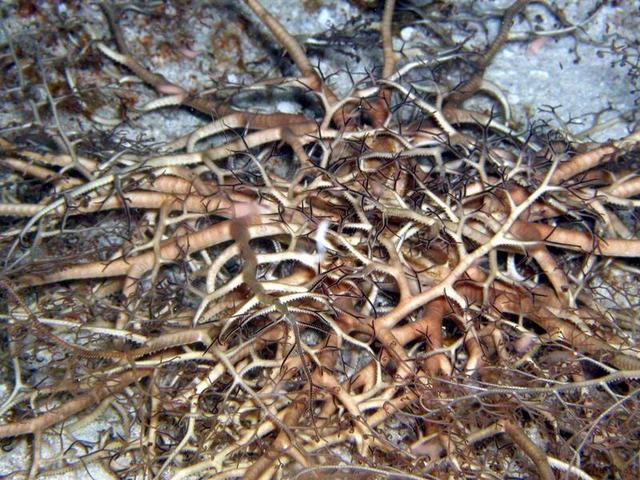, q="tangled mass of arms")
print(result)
[1,0,640,478]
